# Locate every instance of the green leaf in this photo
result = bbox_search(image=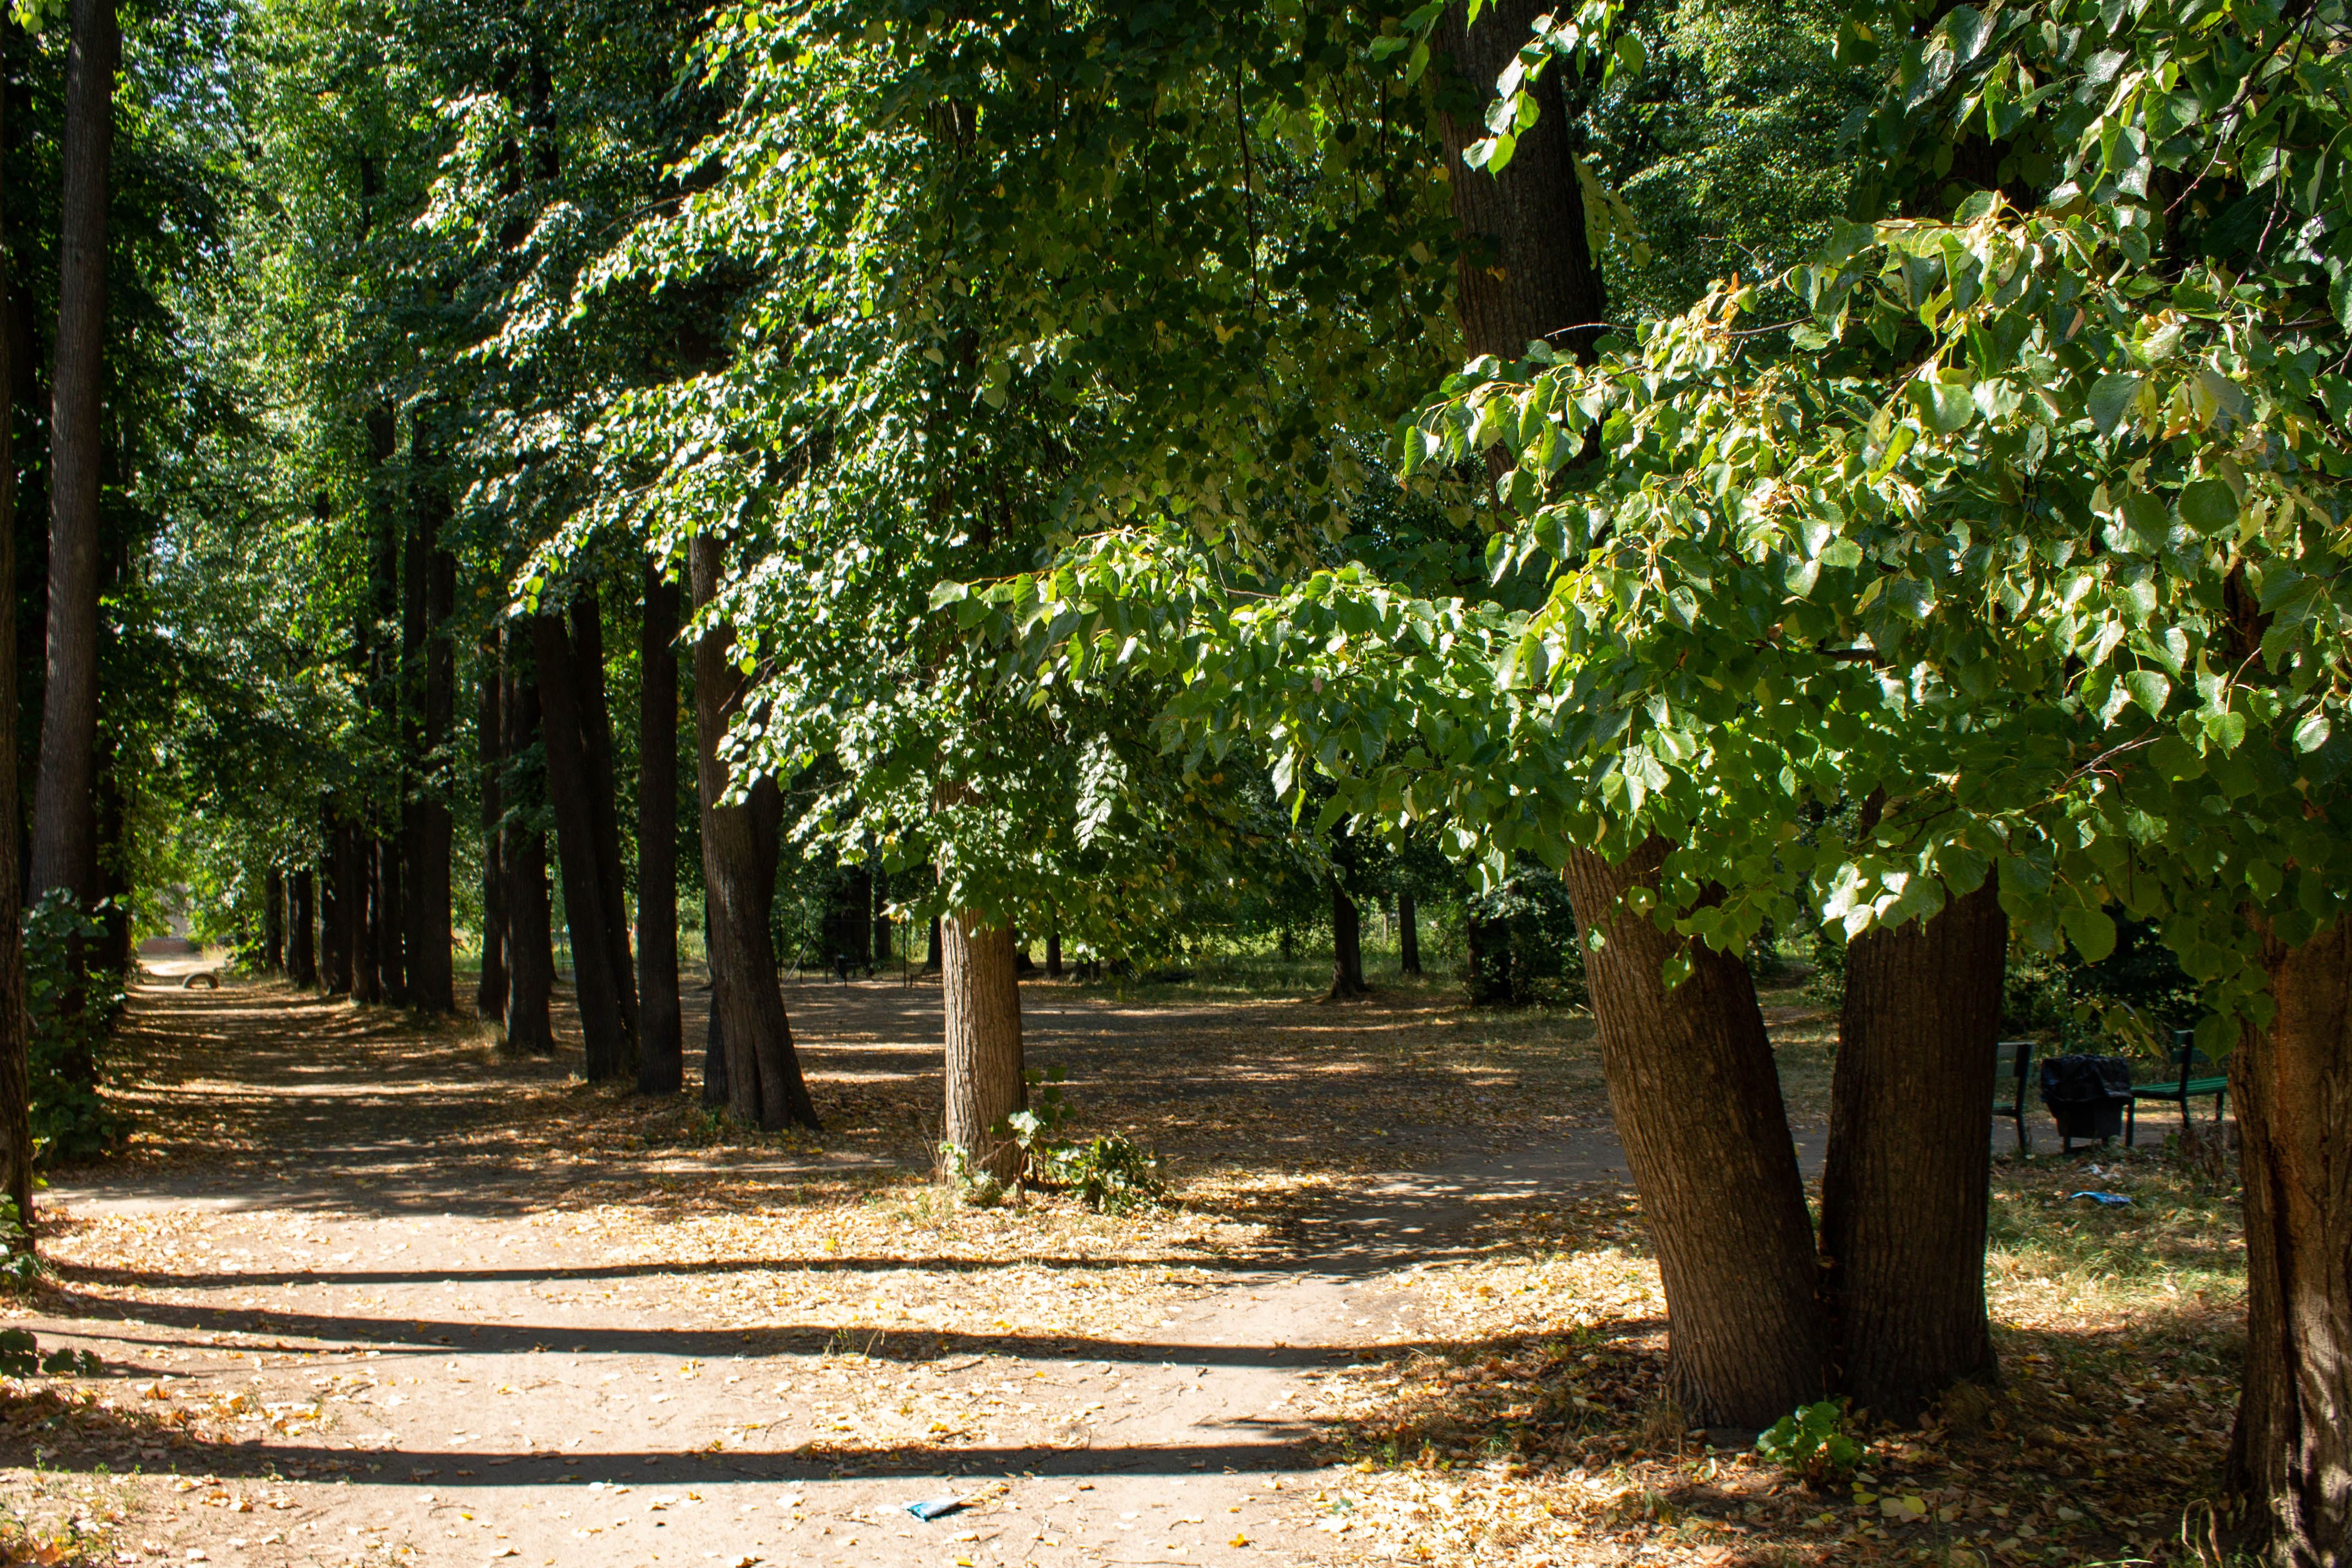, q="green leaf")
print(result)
[929,580,971,611]
[2293,711,2332,753]
[2333,266,2352,333]
[2061,905,2117,962]
[2088,372,2141,435]
[2177,479,2237,532]
[1913,379,1975,434]
[2124,669,2170,718]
